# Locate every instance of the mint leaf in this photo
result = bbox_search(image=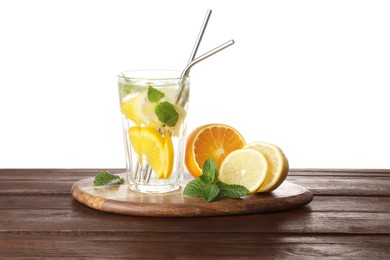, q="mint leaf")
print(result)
[217,182,249,198]
[155,101,179,127]
[183,179,207,197]
[183,158,249,202]
[199,158,218,184]
[203,184,220,202]
[147,86,164,102]
[94,171,125,187]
